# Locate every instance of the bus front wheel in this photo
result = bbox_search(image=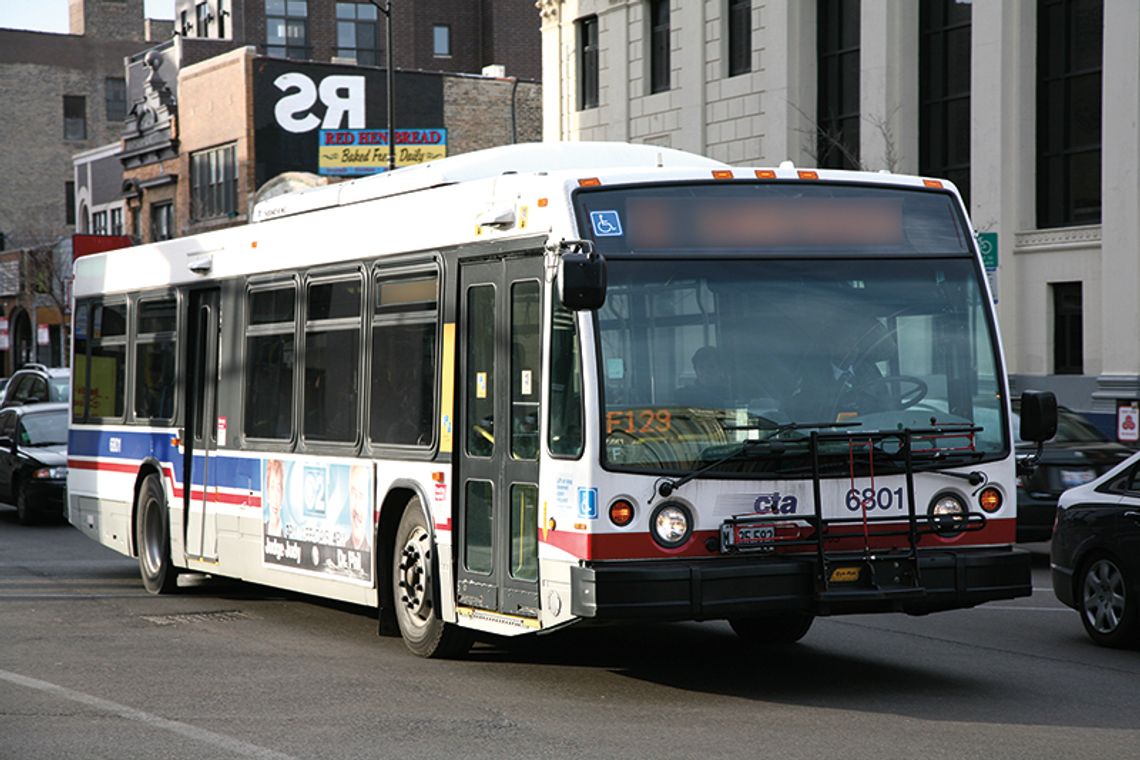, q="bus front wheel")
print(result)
[729,613,814,646]
[392,500,471,658]
[136,473,179,594]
